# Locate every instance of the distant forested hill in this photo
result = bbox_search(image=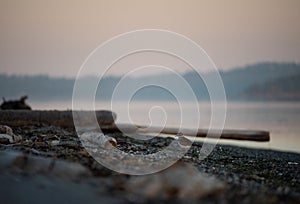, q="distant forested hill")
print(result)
[243,74,300,100]
[0,62,299,102]
[0,75,74,101]
[219,62,300,99]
